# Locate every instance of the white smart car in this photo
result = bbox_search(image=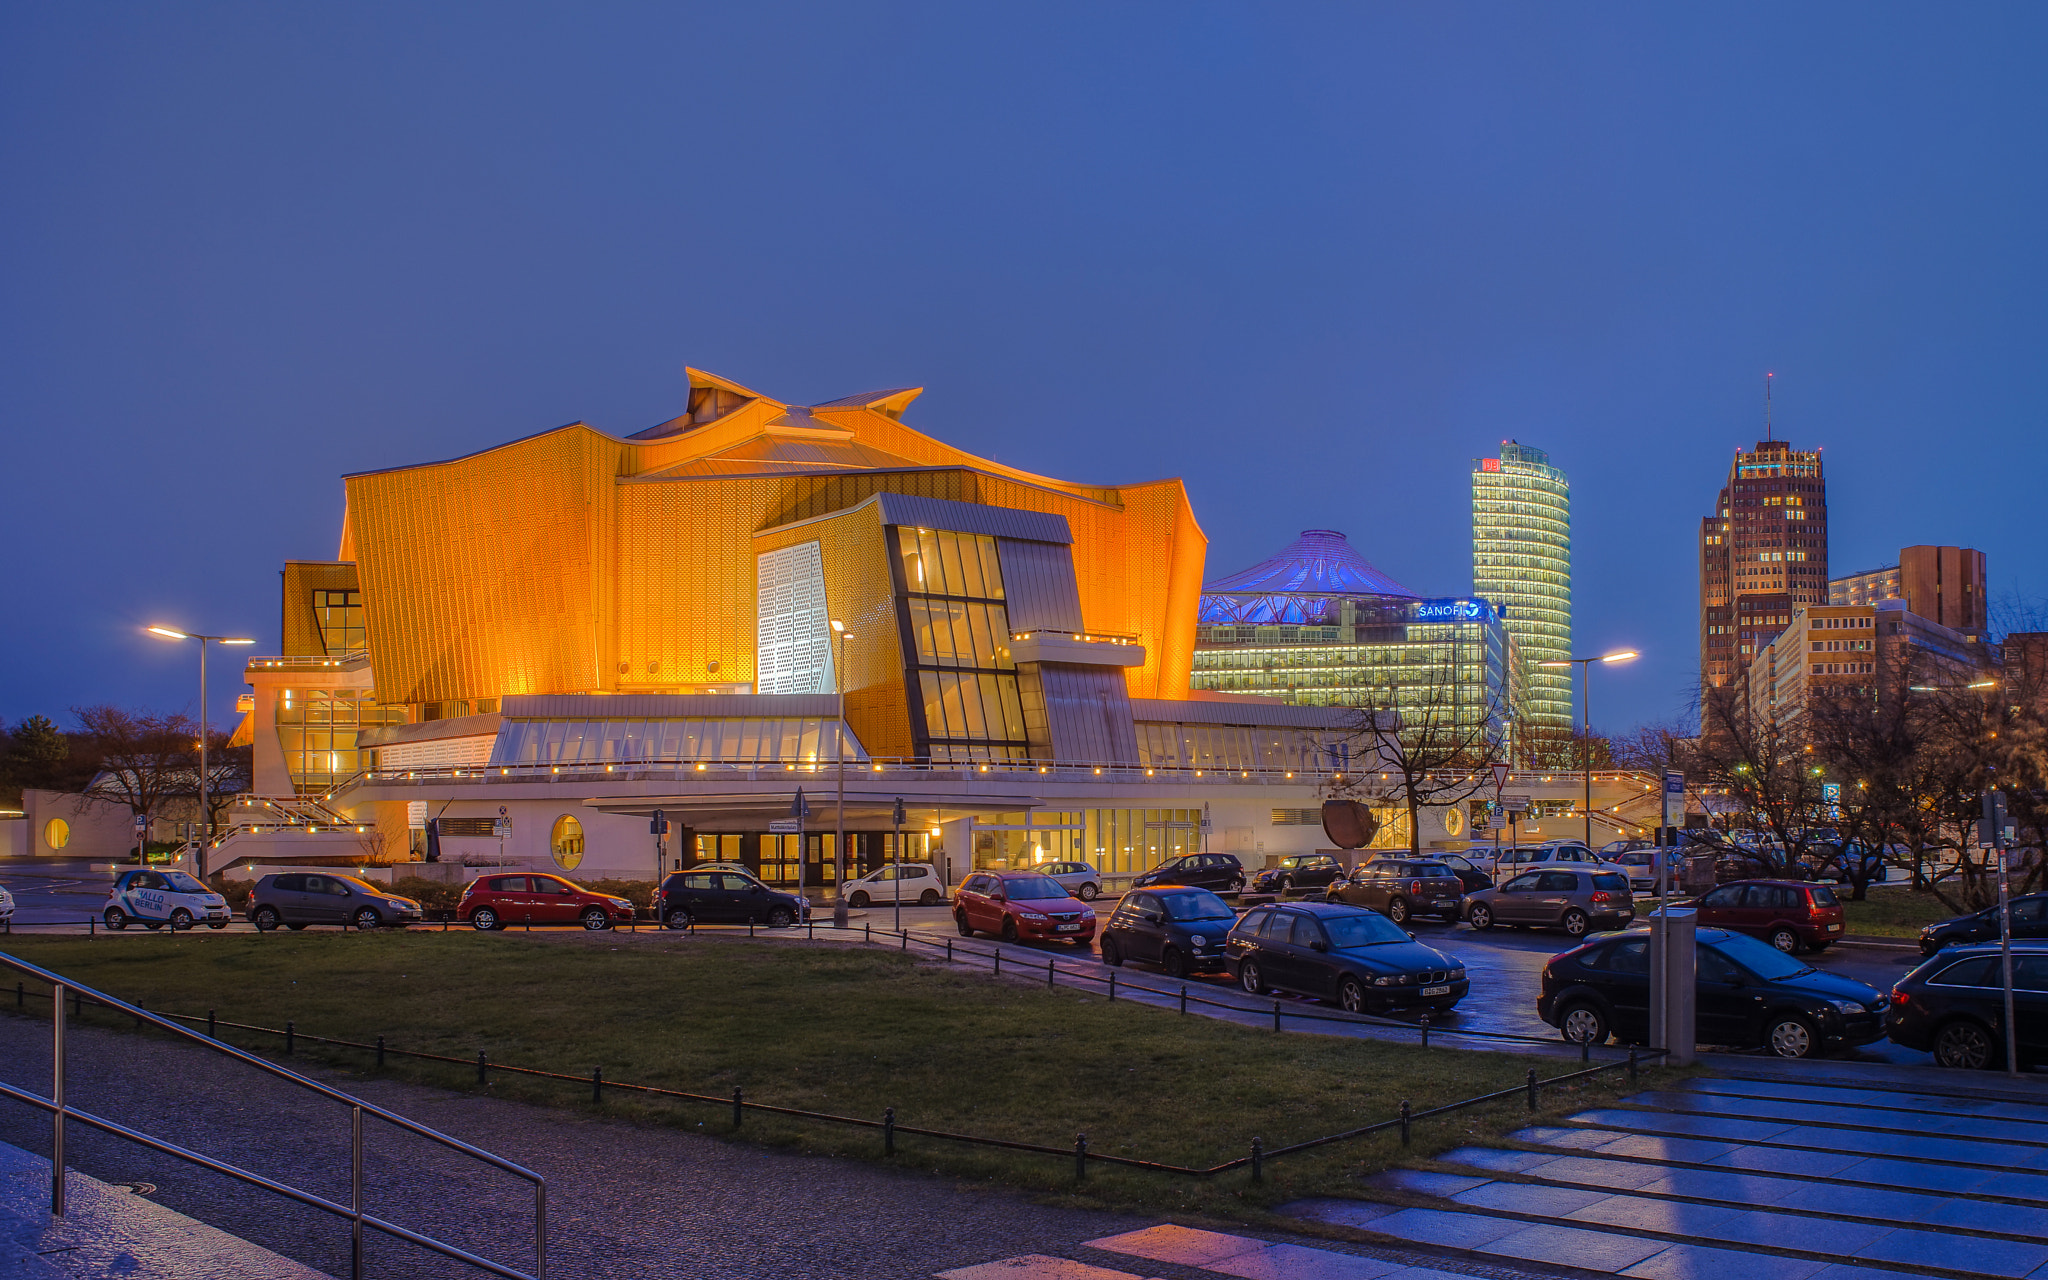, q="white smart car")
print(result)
[0,884,13,926]
[104,868,231,931]
[841,863,946,907]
